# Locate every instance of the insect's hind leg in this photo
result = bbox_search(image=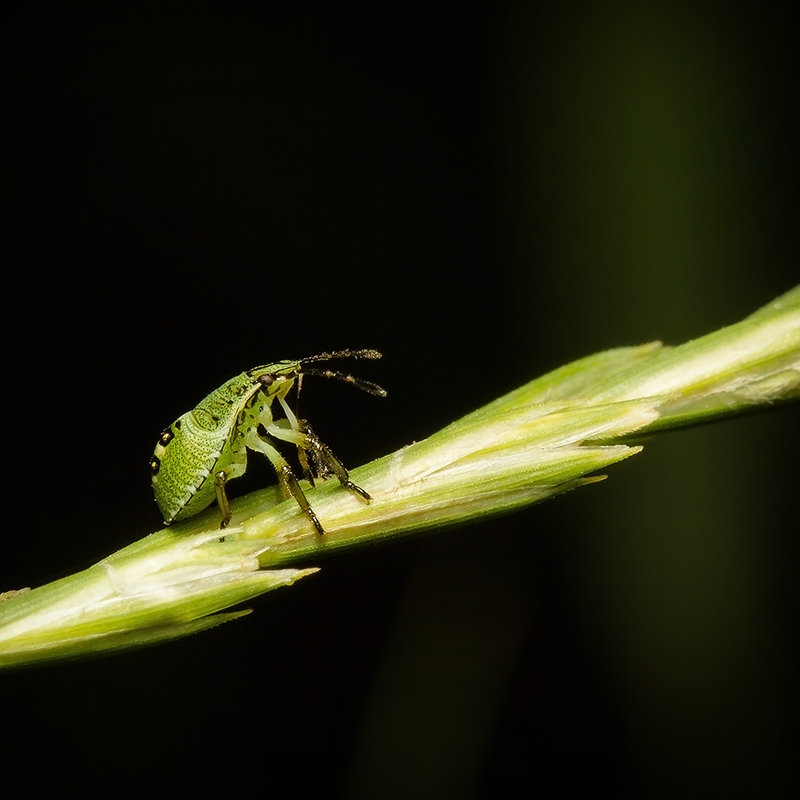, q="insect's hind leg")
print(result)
[243,430,325,535]
[214,450,248,529]
[214,471,232,528]
[265,421,372,502]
